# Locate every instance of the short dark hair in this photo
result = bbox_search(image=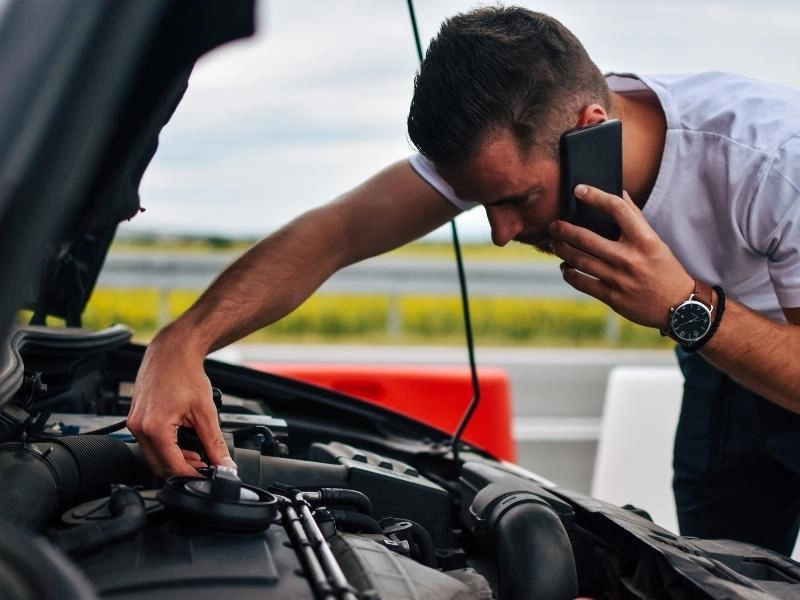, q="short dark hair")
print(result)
[407,6,610,168]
